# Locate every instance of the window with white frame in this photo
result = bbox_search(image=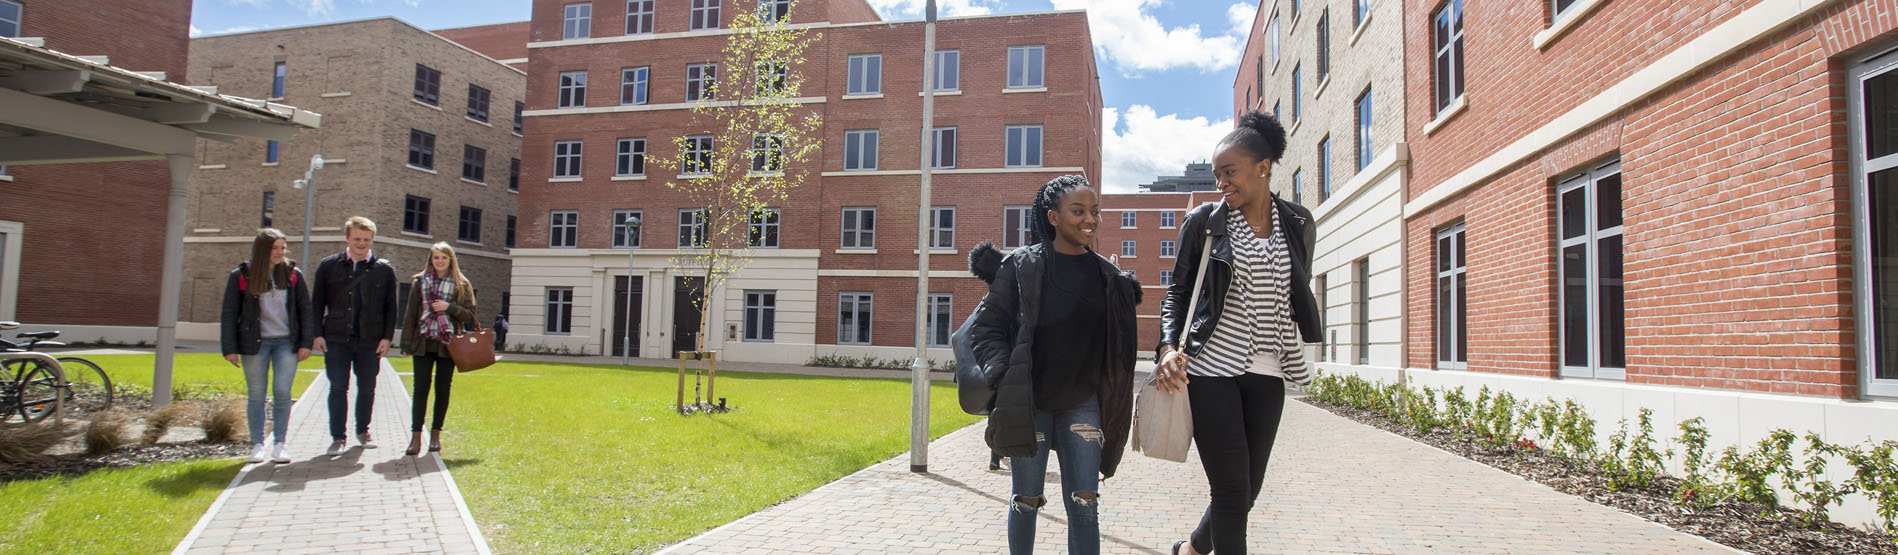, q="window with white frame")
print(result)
[467,84,490,122]
[760,0,791,22]
[1434,0,1466,115]
[404,195,431,234]
[1160,270,1174,286]
[549,210,578,248]
[1852,49,1898,396]
[1356,258,1370,365]
[927,294,953,347]
[621,67,649,105]
[1161,211,1177,228]
[750,133,784,173]
[1357,86,1374,171]
[933,50,959,91]
[1316,274,1328,361]
[414,64,440,105]
[1436,222,1466,369]
[755,59,787,94]
[1268,15,1281,66]
[626,0,654,34]
[749,208,780,248]
[686,63,717,101]
[1551,0,1579,22]
[1003,206,1033,248]
[932,127,957,168]
[1120,211,1136,228]
[408,129,435,169]
[1316,9,1330,82]
[563,2,592,39]
[847,54,881,95]
[0,1,20,38]
[459,206,482,243]
[1356,0,1372,27]
[844,130,878,171]
[678,208,709,248]
[683,135,713,175]
[745,291,777,341]
[1121,240,1136,257]
[554,140,582,178]
[1318,136,1332,201]
[612,209,642,248]
[1558,160,1625,379]
[545,288,574,334]
[691,0,721,30]
[558,71,587,108]
[1007,45,1044,88]
[838,292,872,345]
[1293,169,1304,203]
[1291,65,1302,121]
[1005,125,1042,167]
[462,144,486,182]
[272,62,286,98]
[930,206,955,249]
[616,138,646,176]
[1160,240,1176,257]
[841,207,875,249]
